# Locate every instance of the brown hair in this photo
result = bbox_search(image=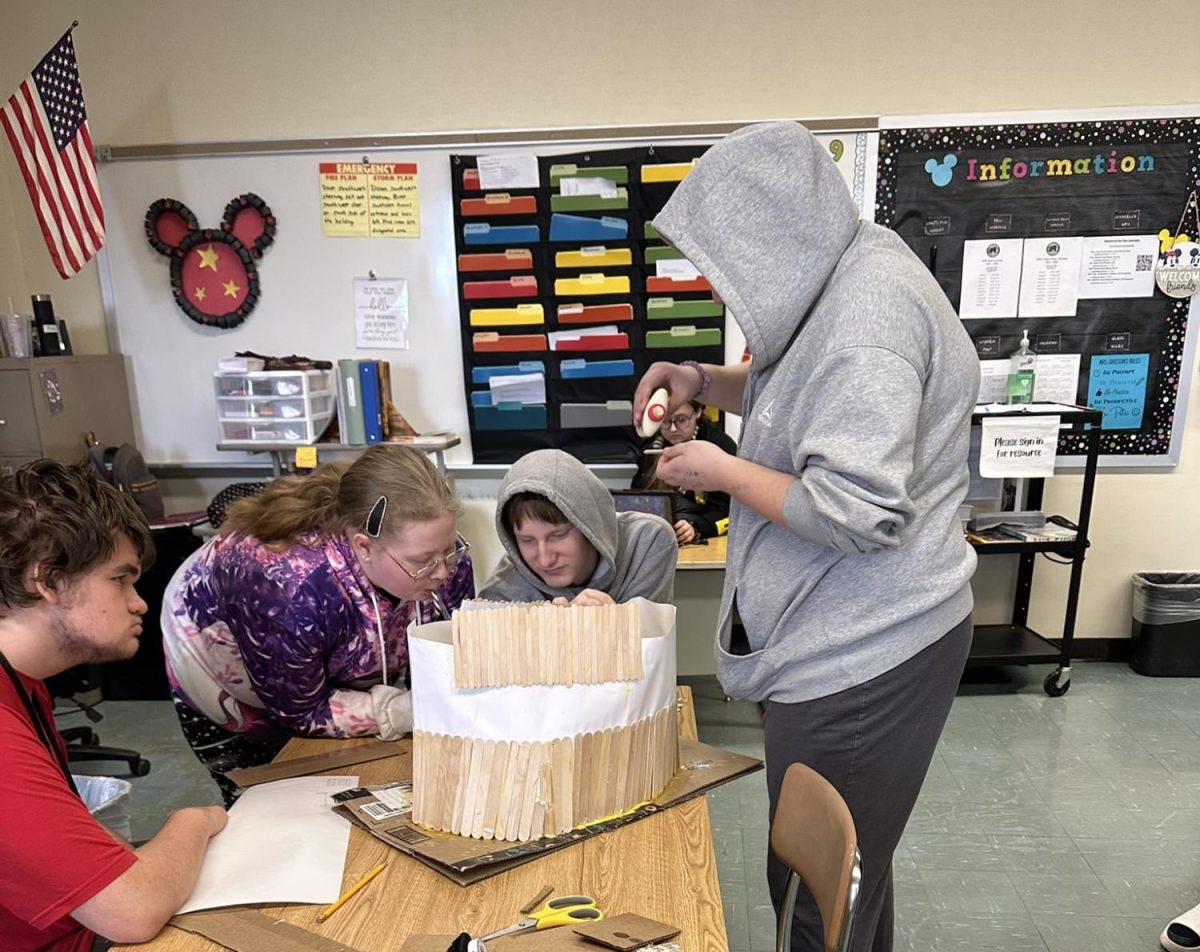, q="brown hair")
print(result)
[636,401,703,491]
[0,459,154,615]
[501,492,568,535]
[223,444,458,547]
